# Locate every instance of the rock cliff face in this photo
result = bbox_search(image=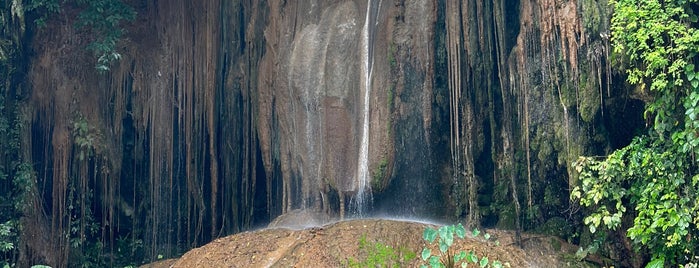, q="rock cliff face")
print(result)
[257,0,438,218]
[22,1,270,265]
[13,0,643,266]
